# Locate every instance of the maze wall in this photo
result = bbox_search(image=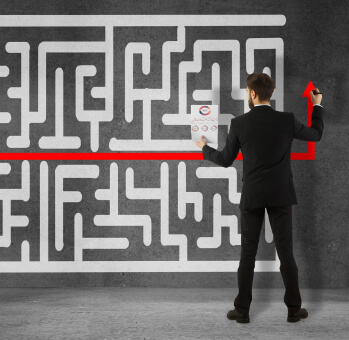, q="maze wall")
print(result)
[0,15,283,272]
[0,6,347,287]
